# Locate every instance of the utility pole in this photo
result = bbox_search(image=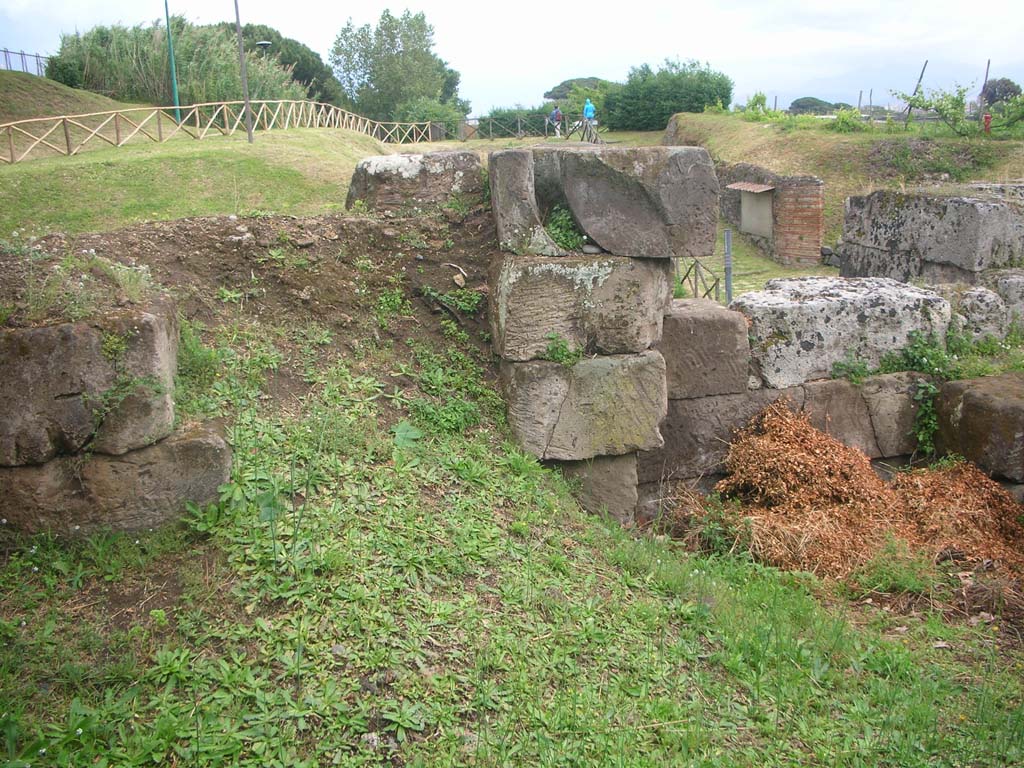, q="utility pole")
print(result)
[163,0,181,123]
[234,0,254,144]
